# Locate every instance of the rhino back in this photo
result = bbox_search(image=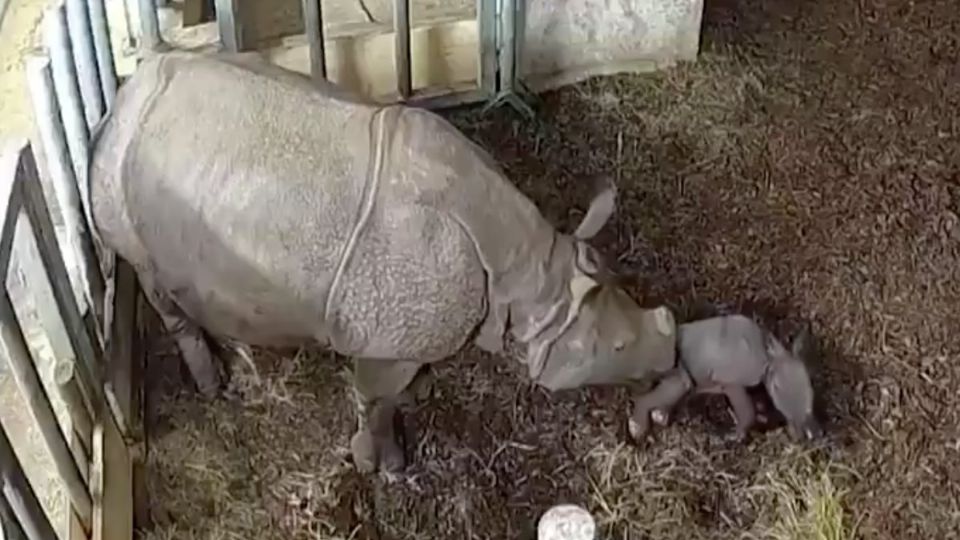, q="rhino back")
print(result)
[385,108,568,327]
[678,315,769,387]
[94,52,382,344]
